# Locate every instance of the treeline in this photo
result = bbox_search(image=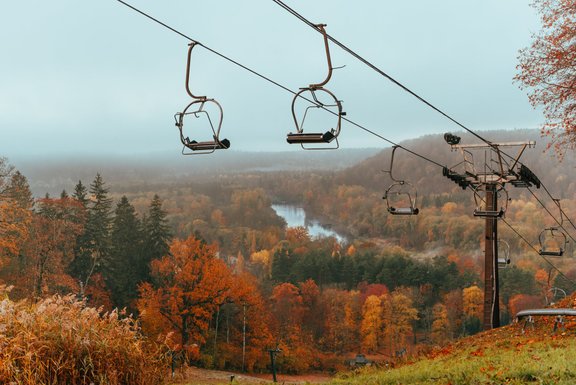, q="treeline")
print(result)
[0,151,571,374]
[0,161,172,310]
